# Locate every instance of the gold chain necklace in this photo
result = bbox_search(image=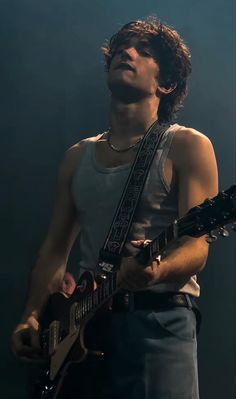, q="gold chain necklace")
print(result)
[107,130,143,152]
